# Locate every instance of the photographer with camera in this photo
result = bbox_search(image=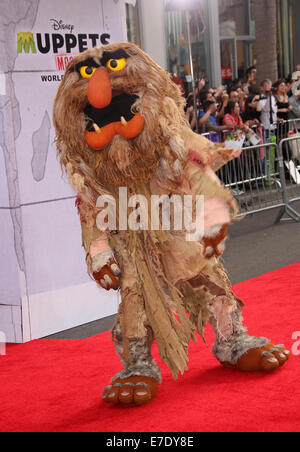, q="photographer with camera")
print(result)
[260,79,279,136]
